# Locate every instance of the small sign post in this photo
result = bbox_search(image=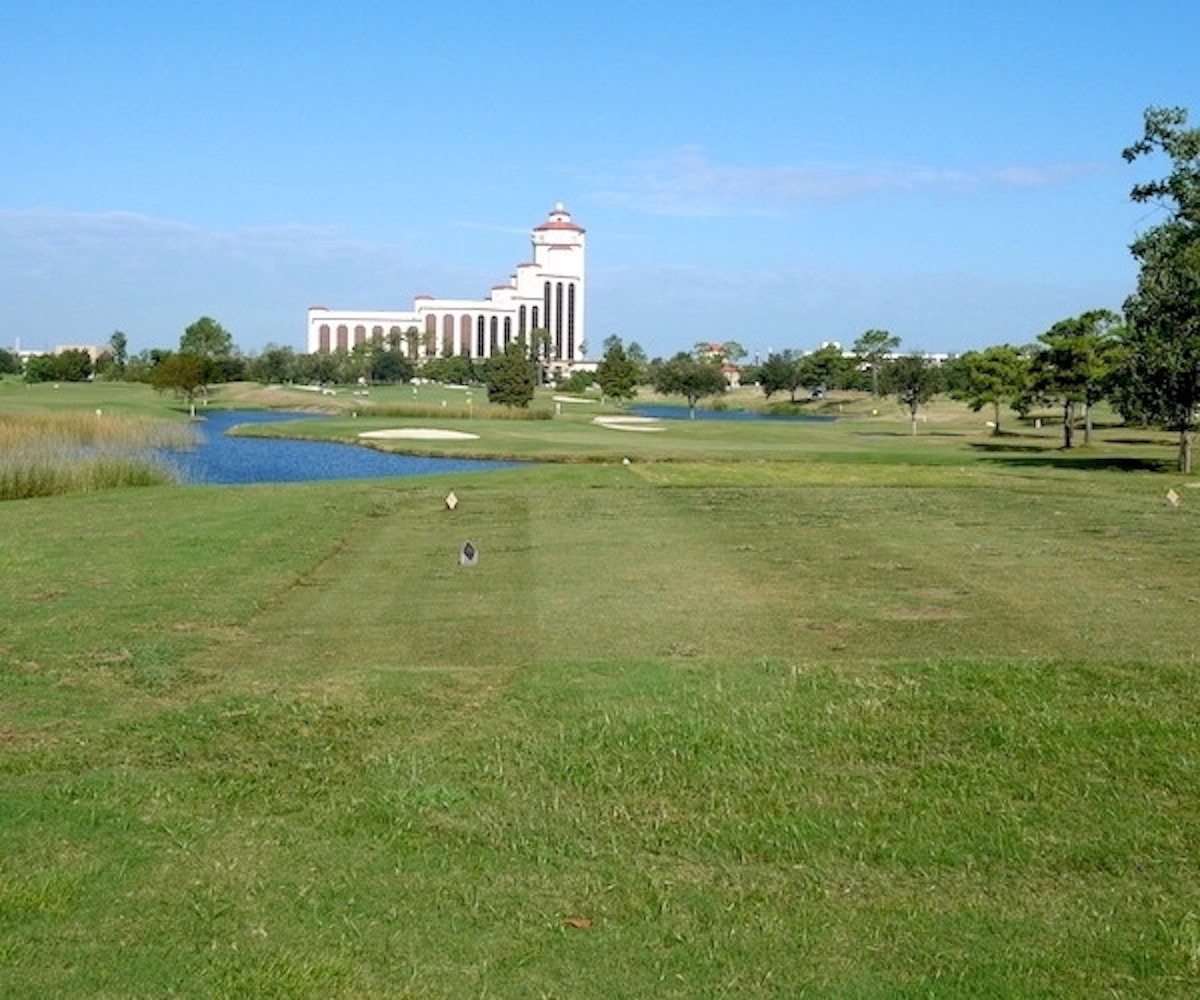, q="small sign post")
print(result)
[460,541,478,567]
